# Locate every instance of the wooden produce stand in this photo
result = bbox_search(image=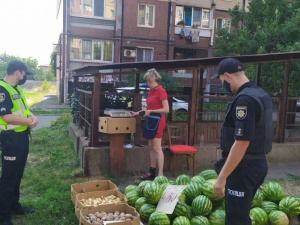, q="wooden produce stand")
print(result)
[99,110,136,176]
